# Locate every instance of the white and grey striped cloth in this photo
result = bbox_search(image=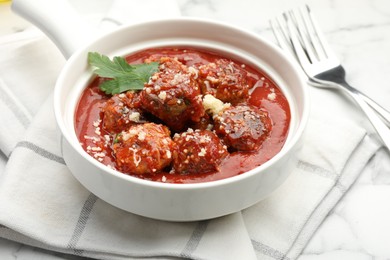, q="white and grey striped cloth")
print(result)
[0,1,381,259]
